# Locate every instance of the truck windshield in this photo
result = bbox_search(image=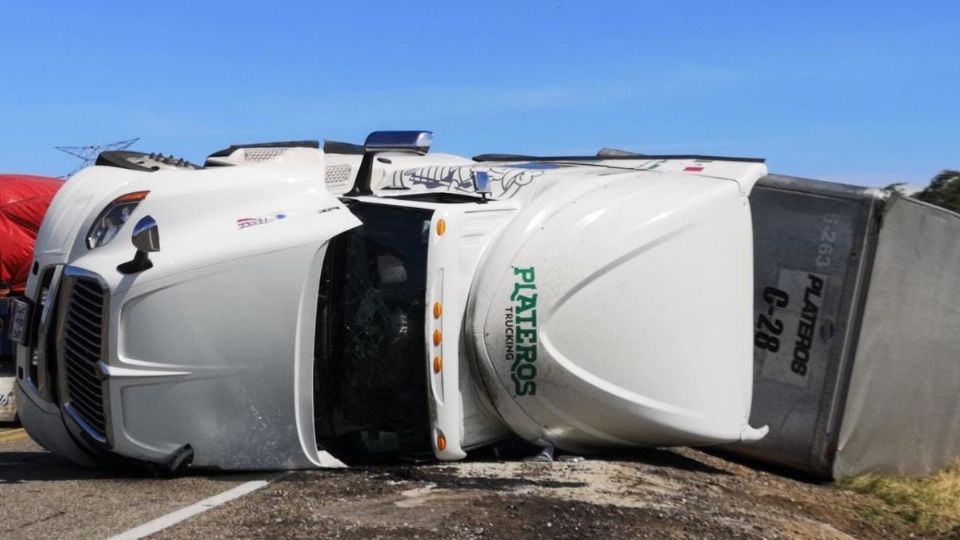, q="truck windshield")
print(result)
[314,202,434,462]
